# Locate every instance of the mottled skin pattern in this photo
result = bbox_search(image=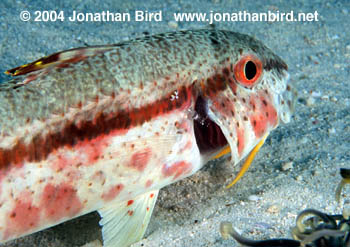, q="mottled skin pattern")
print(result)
[0,29,294,244]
